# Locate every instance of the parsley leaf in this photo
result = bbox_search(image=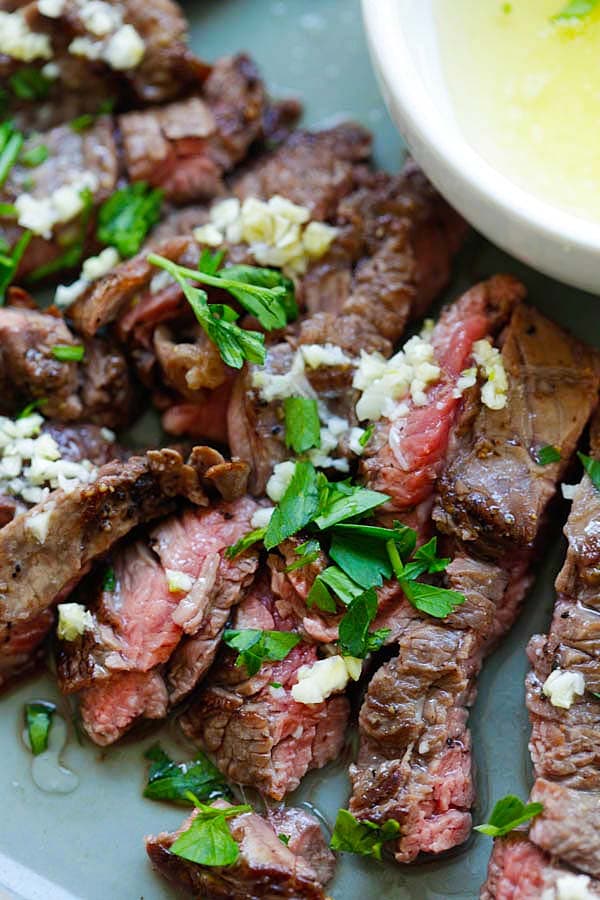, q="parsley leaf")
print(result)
[20,144,49,168]
[224,526,267,560]
[223,629,301,676]
[102,566,116,592]
[97,182,163,258]
[284,397,321,454]
[264,461,321,549]
[474,795,543,837]
[51,344,85,362]
[0,120,24,188]
[25,701,55,756]
[17,398,46,419]
[284,539,321,572]
[0,230,31,304]
[306,575,337,612]
[209,262,298,328]
[147,254,266,370]
[329,809,401,860]
[143,744,230,805]
[170,798,252,867]
[578,452,600,491]
[317,565,364,605]
[552,0,600,22]
[535,445,561,466]
[314,485,388,530]
[70,113,95,132]
[0,202,16,218]
[278,833,290,845]
[10,67,52,101]
[387,540,465,619]
[330,531,392,589]
[400,536,450,581]
[339,588,390,658]
[359,424,375,448]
